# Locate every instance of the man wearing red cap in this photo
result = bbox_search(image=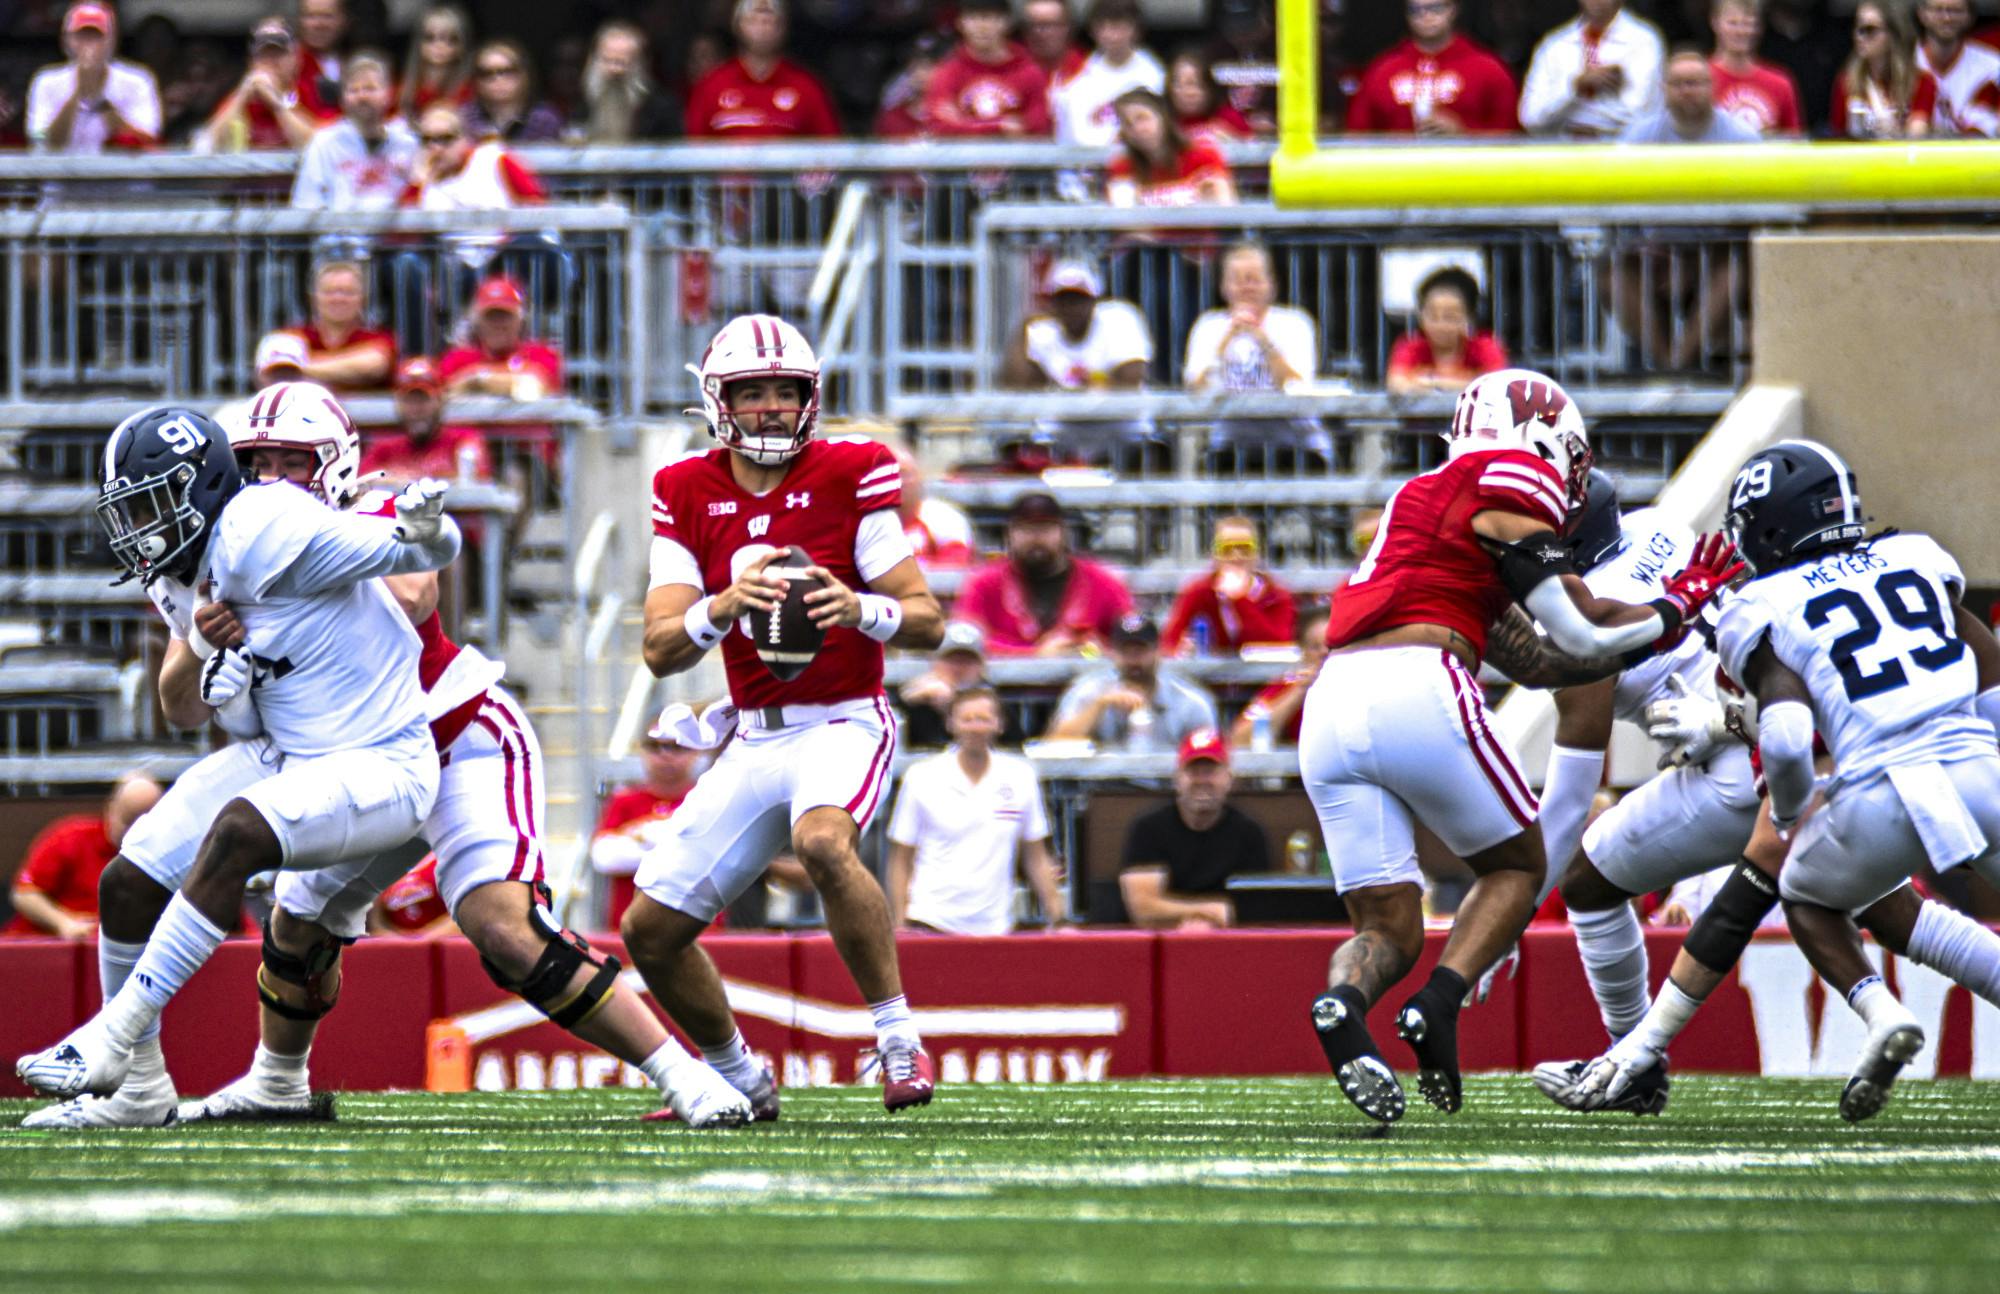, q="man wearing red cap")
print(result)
[198,17,333,153]
[1117,729,1269,929]
[358,357,492,487]
[439,278,563,401]
[26,3,161,154]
